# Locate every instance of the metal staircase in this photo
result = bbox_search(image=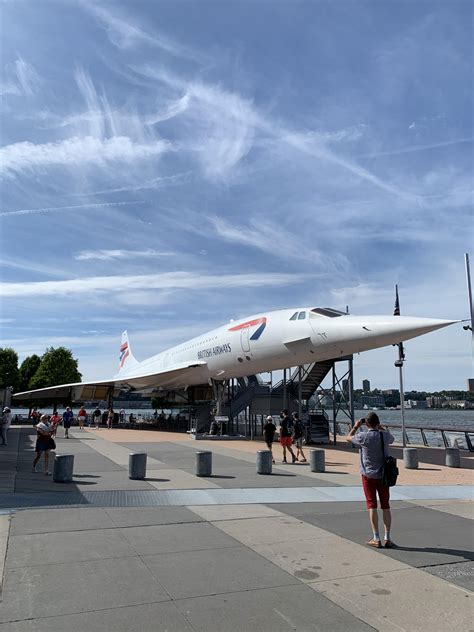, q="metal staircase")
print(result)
[273,360,335,401]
